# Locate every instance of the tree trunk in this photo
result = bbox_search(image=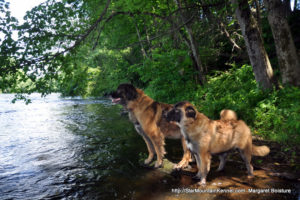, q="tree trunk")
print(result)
[283,0,292,16]
[253,0,262,32]
[184,23,205,85]
[200,0,242,52]
[132,17,149,59]
[294,0,298,11]
[174,0,205,85]
[264,0,300,87]
[231,0,275,90]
